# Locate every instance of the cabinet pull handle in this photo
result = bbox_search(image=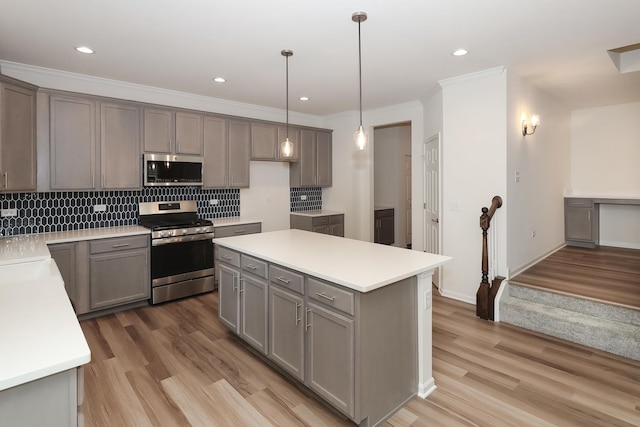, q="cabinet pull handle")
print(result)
[305,308,311,331]
[239,278,244,293]
[315,292,335,301]
[102,173,105,187]
[222,255,232,260]
[111,243,130,248]
[295,302,301,325]
[245,264,257,270]
[234,230,246,234]
[232,275,238,292]
[3,172,7,189]
[588,211,591,220]
[275,276,290,284]
[92,174,95,188]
